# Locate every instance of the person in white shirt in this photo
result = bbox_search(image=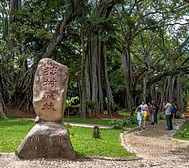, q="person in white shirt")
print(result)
[164,100,173,130]
[136,101,148,128]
